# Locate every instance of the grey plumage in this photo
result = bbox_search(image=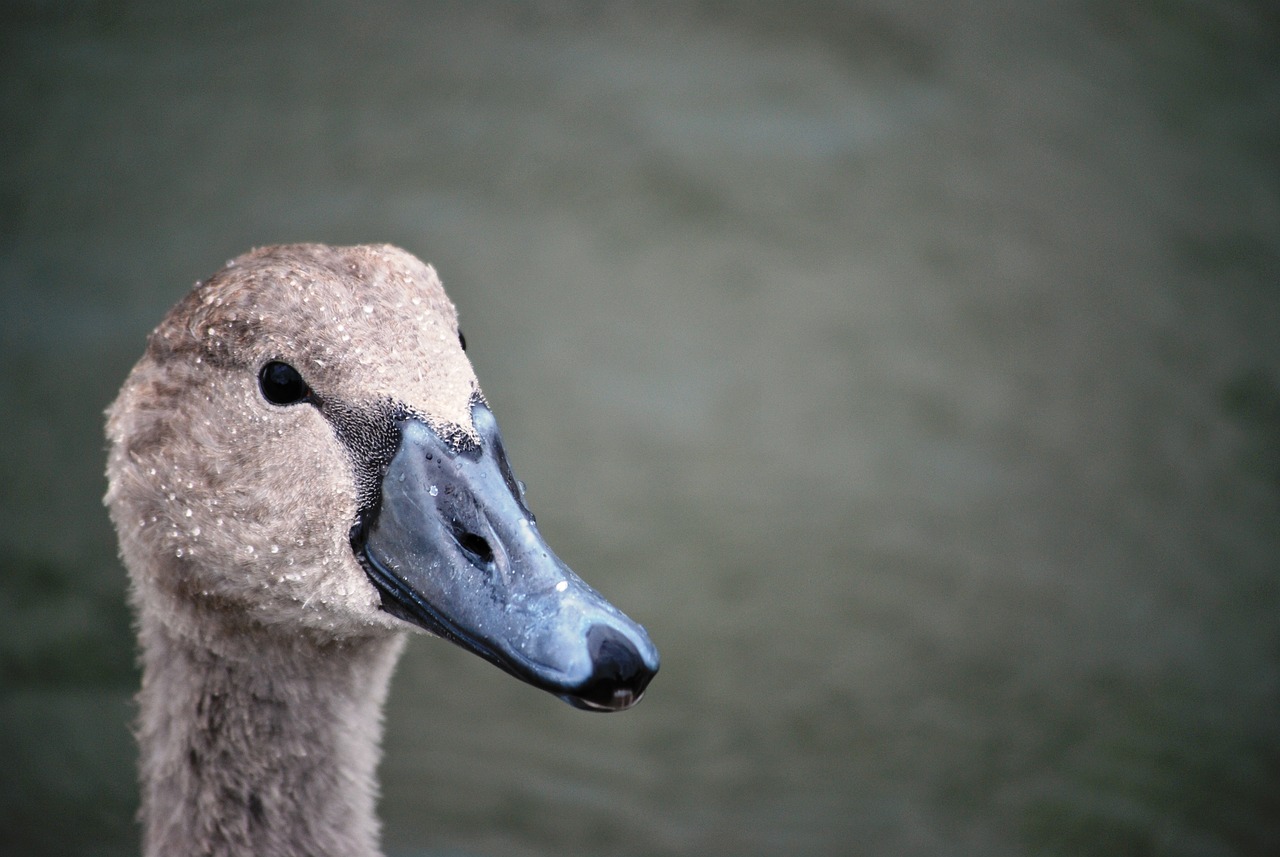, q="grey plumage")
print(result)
[107,244,470,857]
[106,244,658,857]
